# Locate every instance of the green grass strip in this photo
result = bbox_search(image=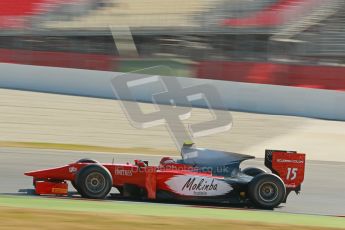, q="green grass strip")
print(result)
[0,195,344,228]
